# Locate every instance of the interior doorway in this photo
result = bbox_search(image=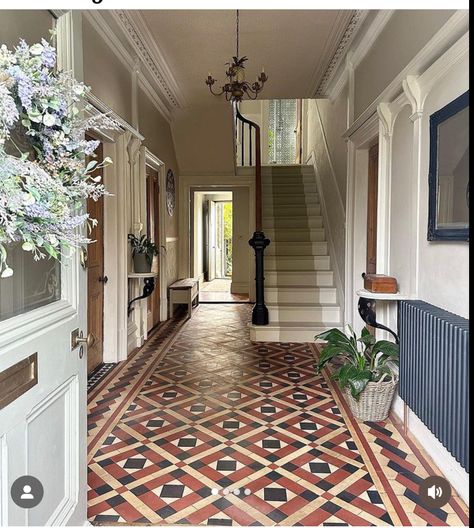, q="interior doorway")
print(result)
[86,138,105,375]
[146,164,160,330]
[366,143,379,275]
[191,190,249,303]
